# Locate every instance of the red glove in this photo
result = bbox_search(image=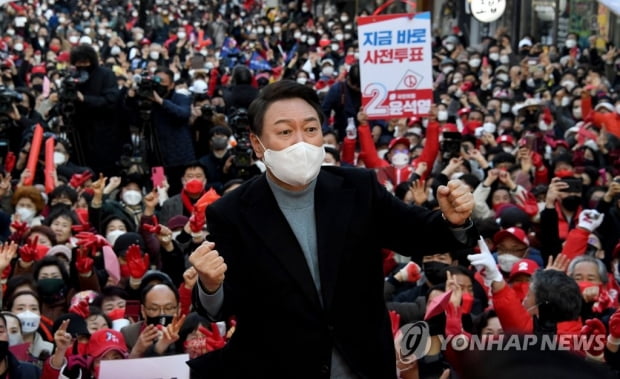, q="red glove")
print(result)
[198,324,226,351]
[608,309,620,345]
[69,171,93,189]
[593,290,613,313]
[126,244,149,279]
[515,192,539,218]
[76,254,94,275]
[142,215,162,234]
[1,264,12,280]
[4,152,15,173]
[19,236,39,263]
[389,310,401,337]
[531,151,544,168]
[69,299,90,318]
[189,211,206,234]
[9,220,29,243]
[580,318,606,357]
[444,302,466,337]
[75,232,109,256]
